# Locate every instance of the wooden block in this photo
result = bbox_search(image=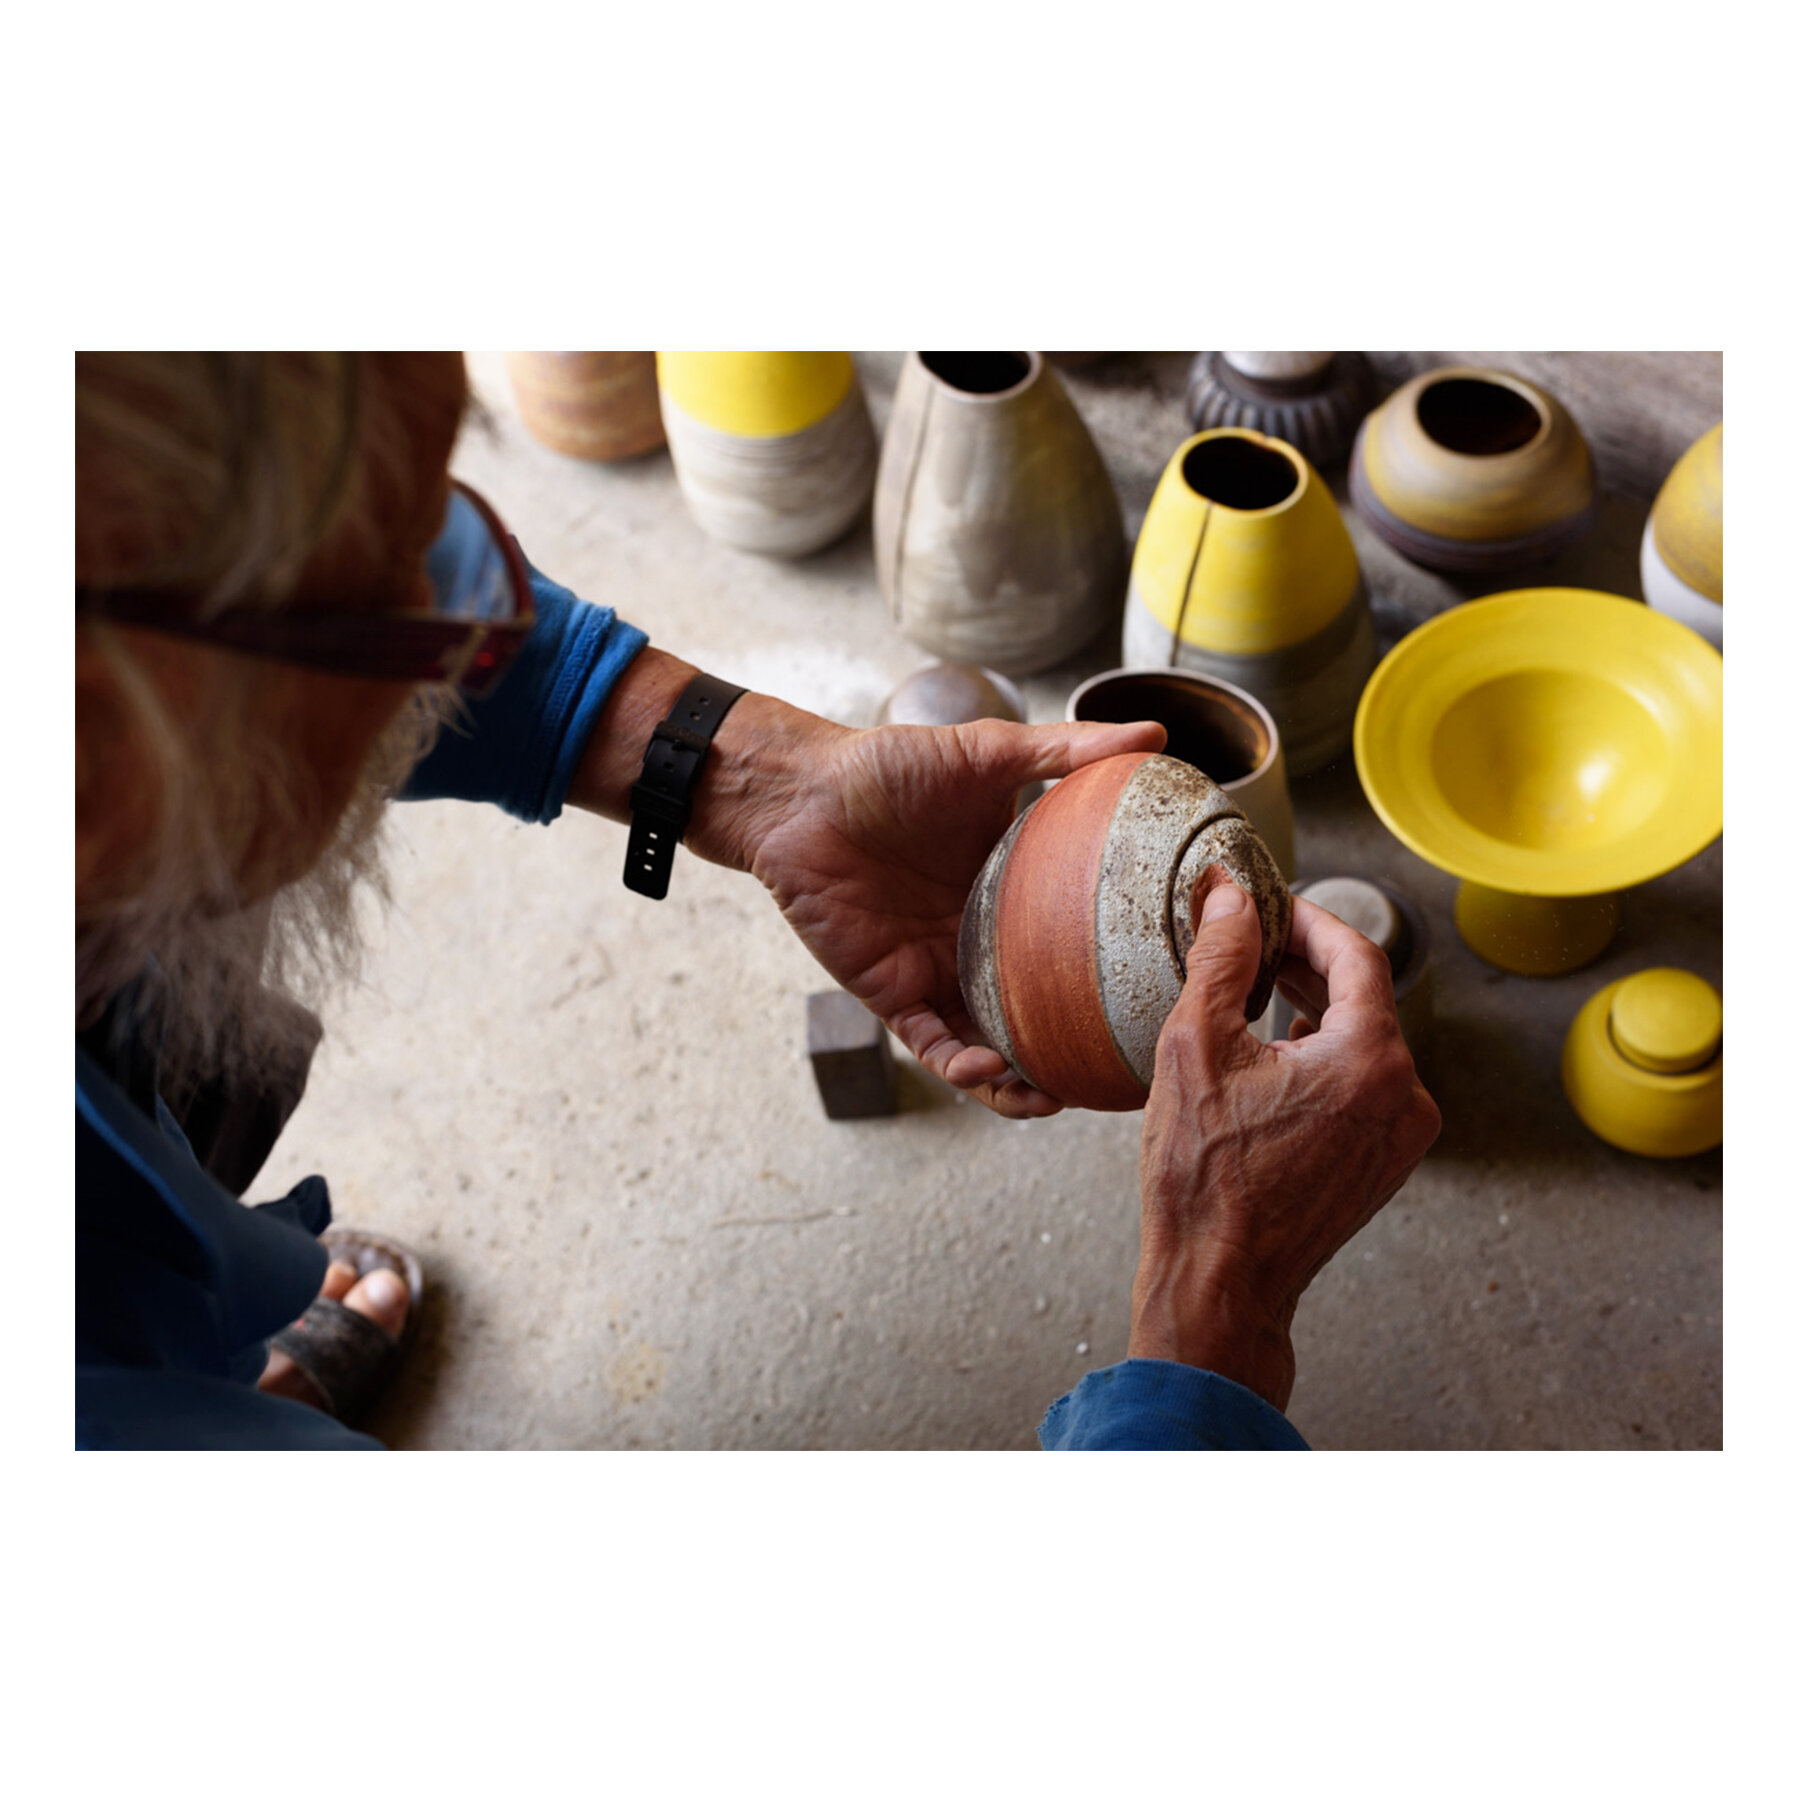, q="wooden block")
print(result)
[806,989,898,1120]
